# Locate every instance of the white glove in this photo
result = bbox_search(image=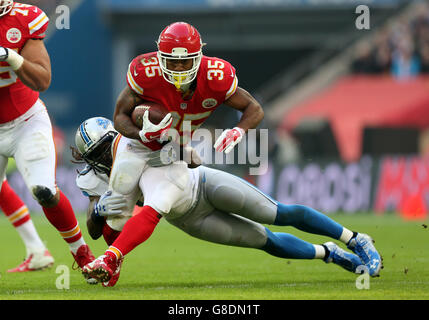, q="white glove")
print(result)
[93,191,127,217]
[214,127,245,154]
[138,111,173,143]
[0,47,9,61]
[0,46,23,70]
